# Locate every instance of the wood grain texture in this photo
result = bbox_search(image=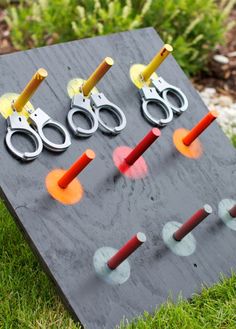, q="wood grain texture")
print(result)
[0,28,236,329]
